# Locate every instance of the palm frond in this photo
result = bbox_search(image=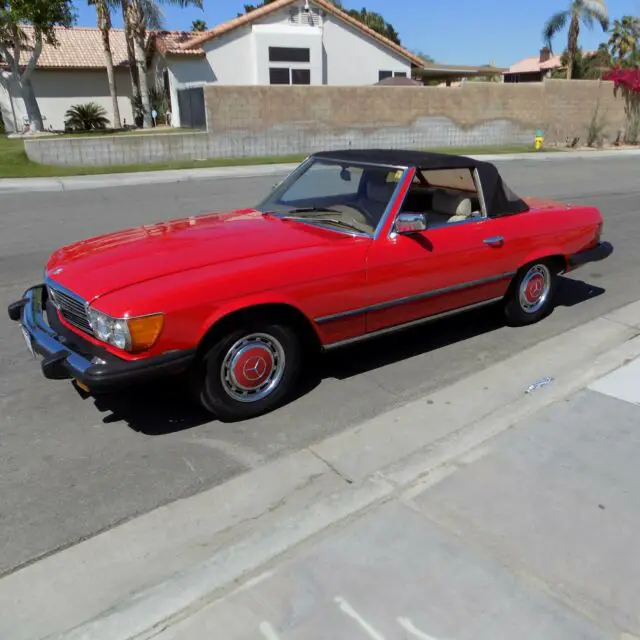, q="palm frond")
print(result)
[64,103,110,131]
[160,0,203,7]
[580,0,609,30]
[543,10,569,50]
[138,0,164,30]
